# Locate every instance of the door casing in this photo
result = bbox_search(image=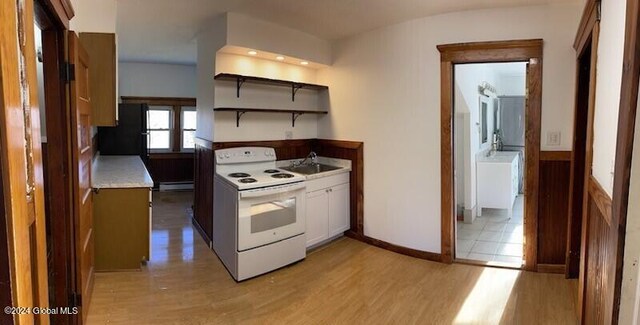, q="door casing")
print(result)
[437,39,543,271]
